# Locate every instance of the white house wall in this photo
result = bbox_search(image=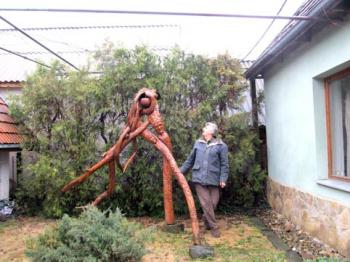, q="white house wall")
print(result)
[9,152,17,184]
[264,16,350,206]
[0,151,10,200]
